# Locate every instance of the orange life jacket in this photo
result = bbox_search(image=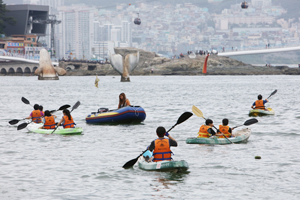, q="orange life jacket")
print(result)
[62,115,75,128]
[255,100,265,110]
[31,110,43,123]
[153,138,172,162]
[44,116,56,129]
[198,125,211,138]
[218,125,231,138]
